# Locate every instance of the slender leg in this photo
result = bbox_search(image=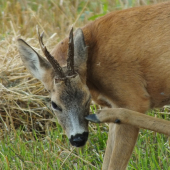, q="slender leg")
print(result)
[102,123,116,170]
[86,108,170,136]
[102,124,139,170]
[108,124,139,170]
[101,97,150,170]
